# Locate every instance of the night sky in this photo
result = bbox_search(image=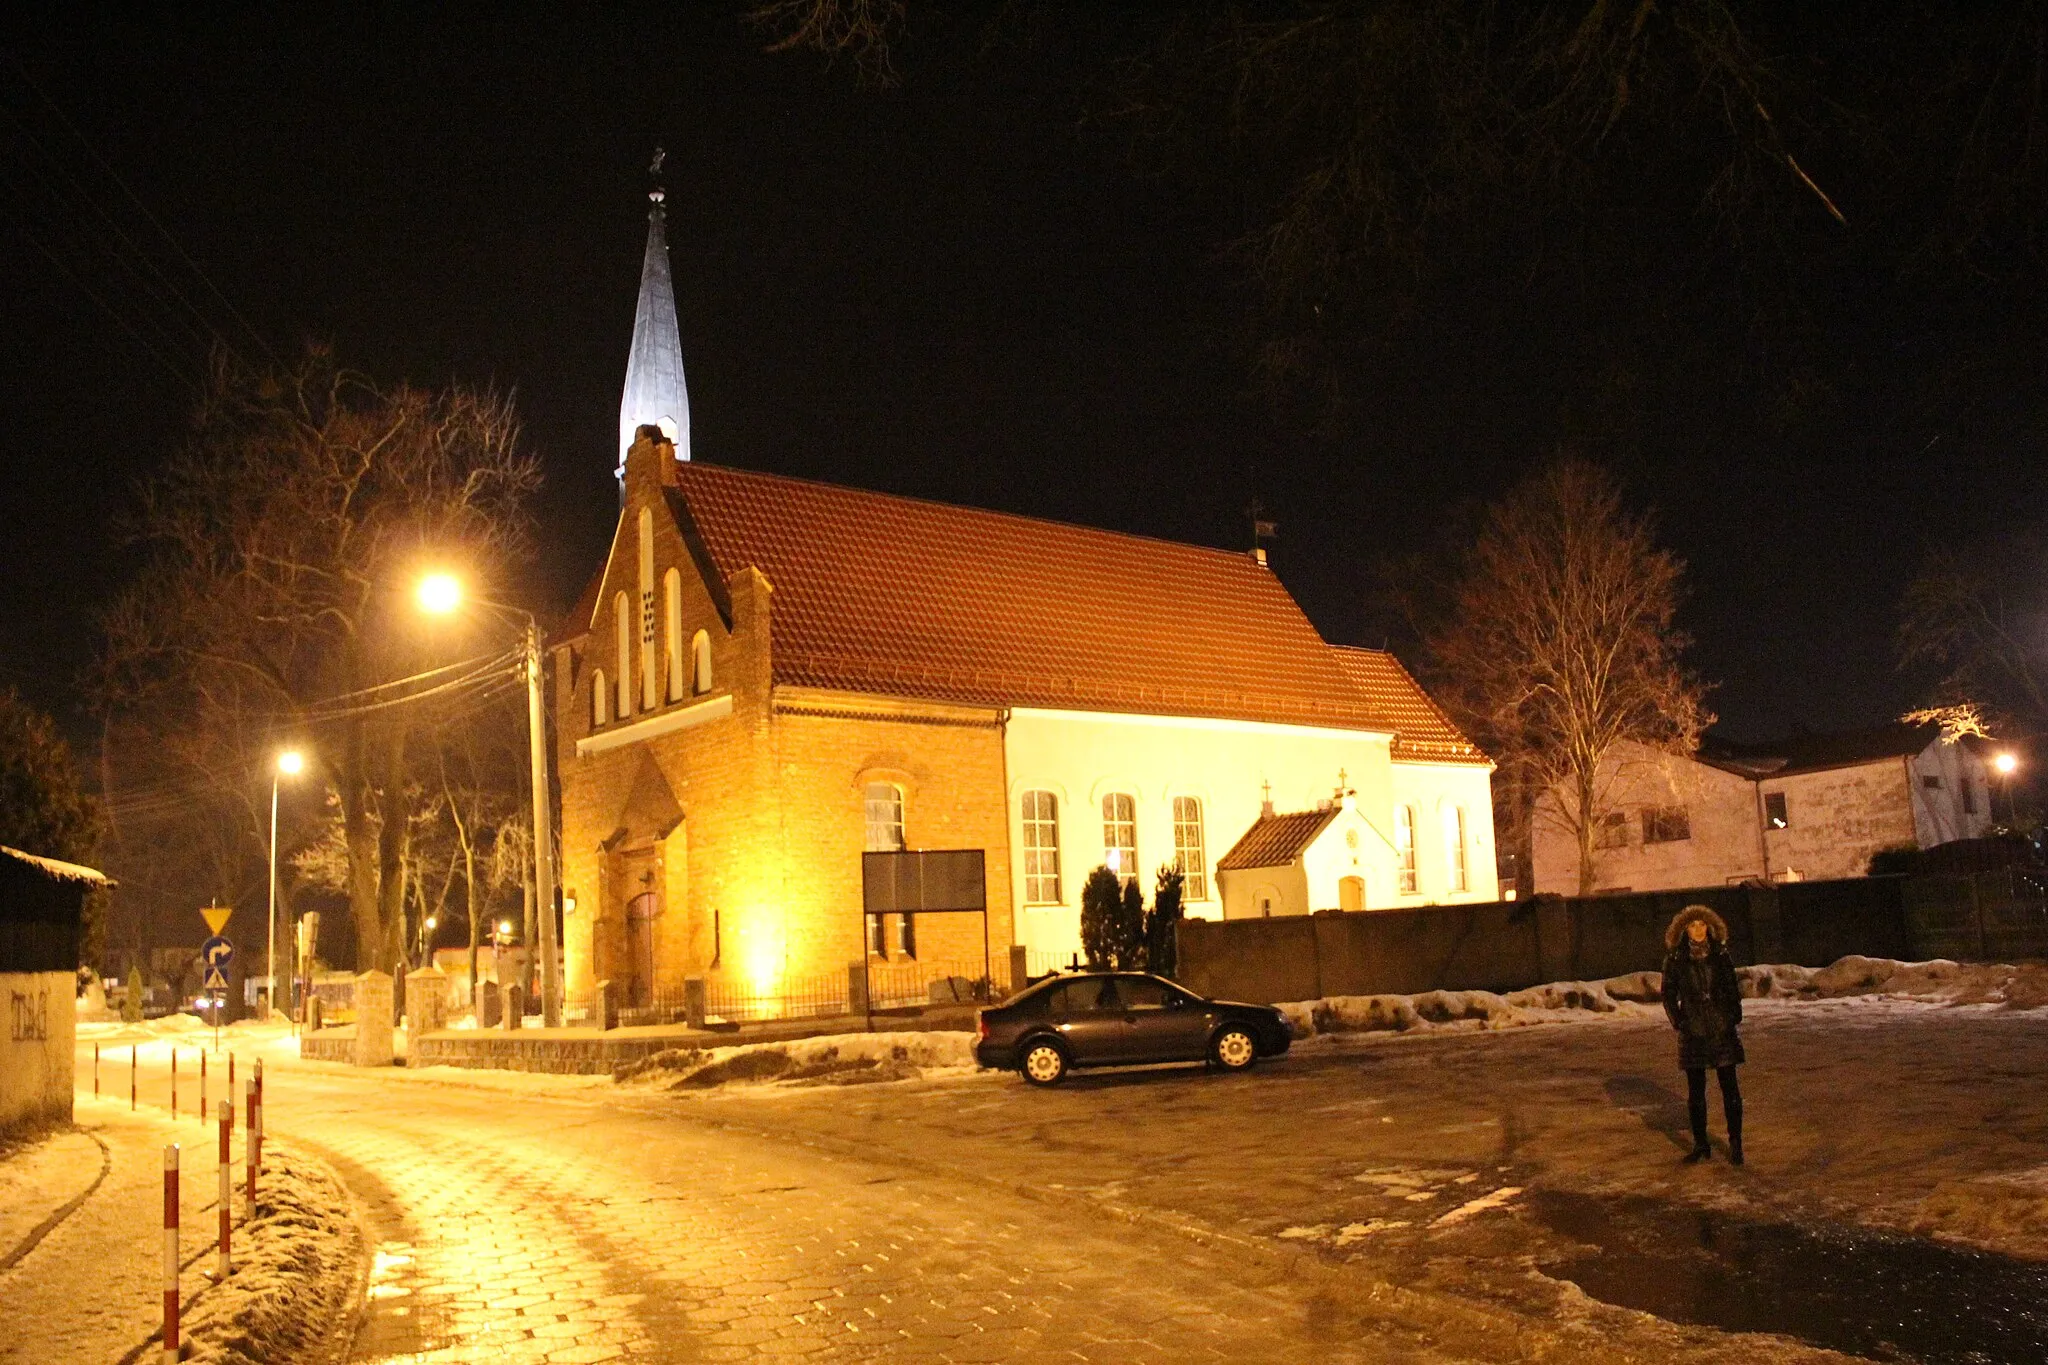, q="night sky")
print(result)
[0,6,2016,748]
